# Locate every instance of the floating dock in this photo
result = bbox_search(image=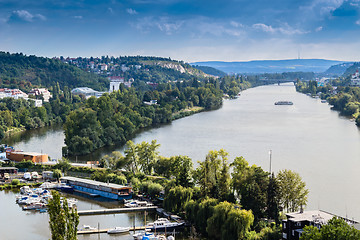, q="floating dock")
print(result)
[78,226,147,235]
[77,206,158,216]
